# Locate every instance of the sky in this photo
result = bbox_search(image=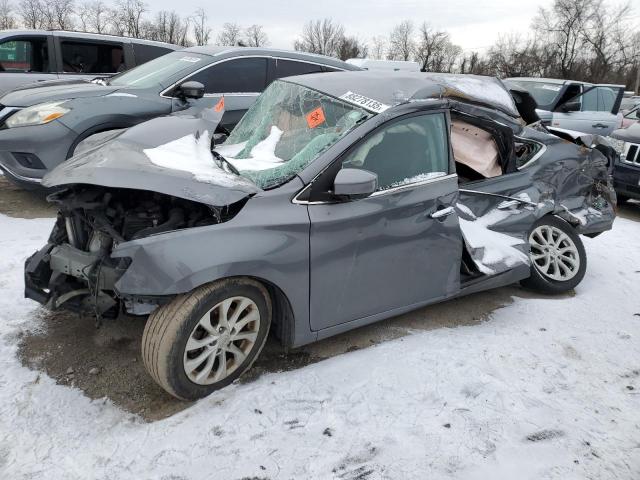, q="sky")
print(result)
[148,0,554,51]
